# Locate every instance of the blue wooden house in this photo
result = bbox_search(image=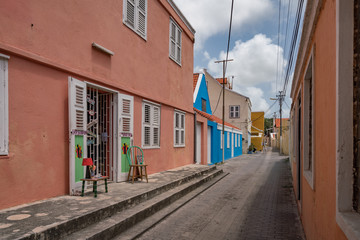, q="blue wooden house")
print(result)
[193,73,242,164]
